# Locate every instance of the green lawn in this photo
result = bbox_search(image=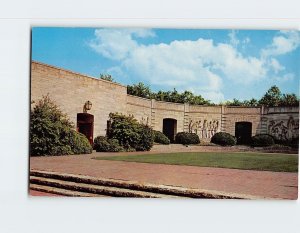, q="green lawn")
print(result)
[94,152,299,172]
